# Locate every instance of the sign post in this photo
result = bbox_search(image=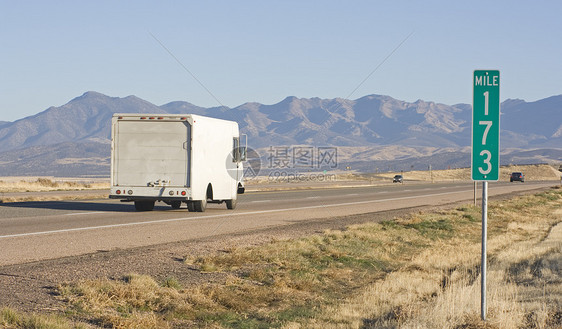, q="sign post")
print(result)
[472,70,500,321]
